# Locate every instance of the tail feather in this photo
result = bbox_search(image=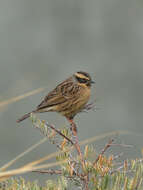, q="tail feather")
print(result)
[17,112,33,123]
